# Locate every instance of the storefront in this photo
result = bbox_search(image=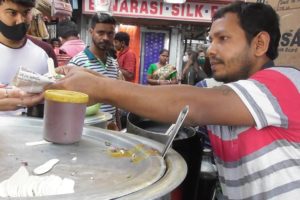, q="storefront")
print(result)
[79,0,232,83]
